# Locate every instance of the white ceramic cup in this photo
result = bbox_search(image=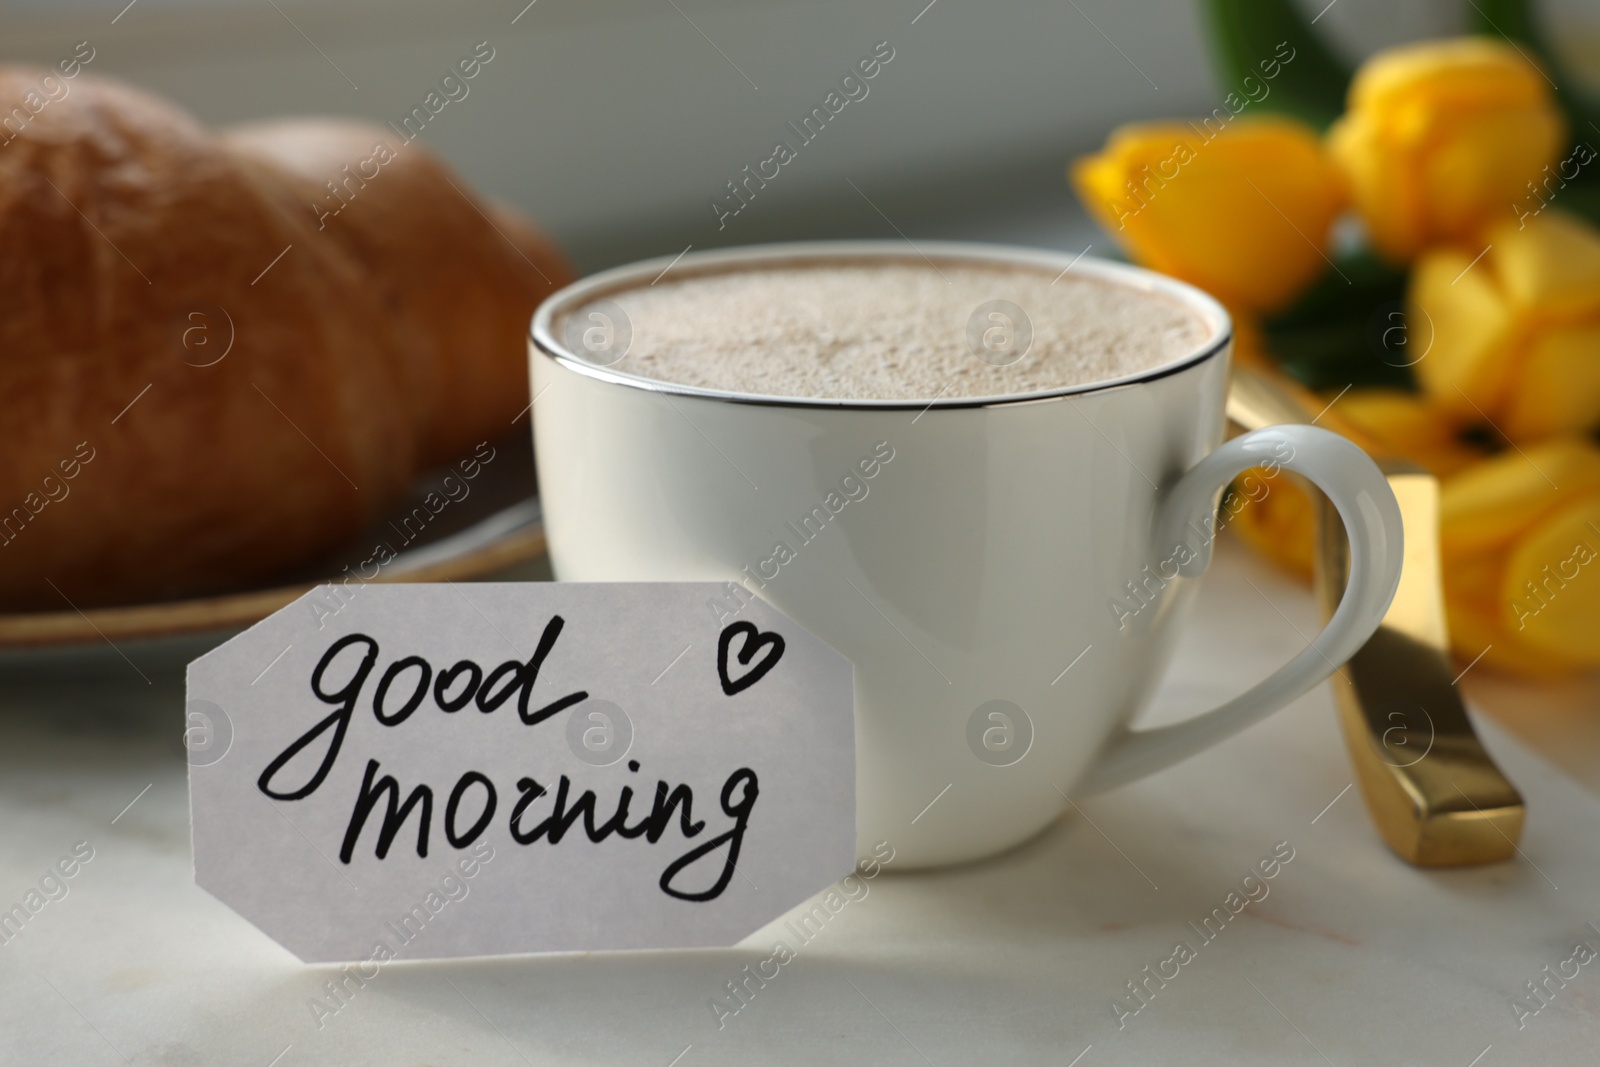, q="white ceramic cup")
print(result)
[529,241,1403,869]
